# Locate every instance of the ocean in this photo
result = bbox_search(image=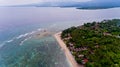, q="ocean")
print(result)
[0,7,120,67]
